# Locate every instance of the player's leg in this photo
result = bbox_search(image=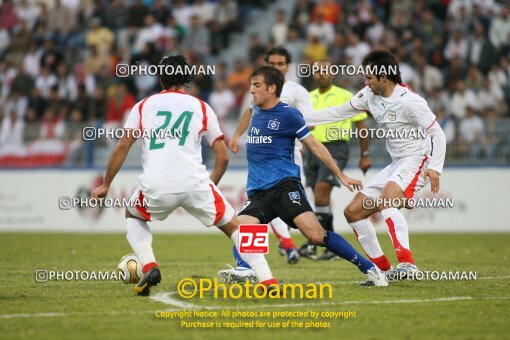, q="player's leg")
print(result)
[184,183,277,286]
[344,192,392,271]
[269,218,300,264]
[217,215,277,286]
[125,189,174,296]
[314,181,335,260]
[278,179,387,286]
[299,149,319,259]
[379,155,430,275]
[292,211,387,286]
